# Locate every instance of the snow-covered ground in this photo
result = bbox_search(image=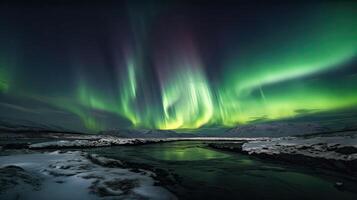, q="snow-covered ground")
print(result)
[0,151,176,200]
[28,137,268,149]
[207,135,357,174]
[242,136,357,161]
